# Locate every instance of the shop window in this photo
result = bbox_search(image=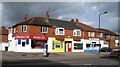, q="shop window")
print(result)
[31,40,47,49]
[41,26,48,33]
[22,42,25,47]
[74,43,83,49]
[56,44,60,48]
[55,28,65,35]
[86,44,91,48]
[96,44,101,47]
[18,39,21,45]
[21,25,27,32]
[26,39,29,45]
[73,29,81,36]
[88,32,95,37]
